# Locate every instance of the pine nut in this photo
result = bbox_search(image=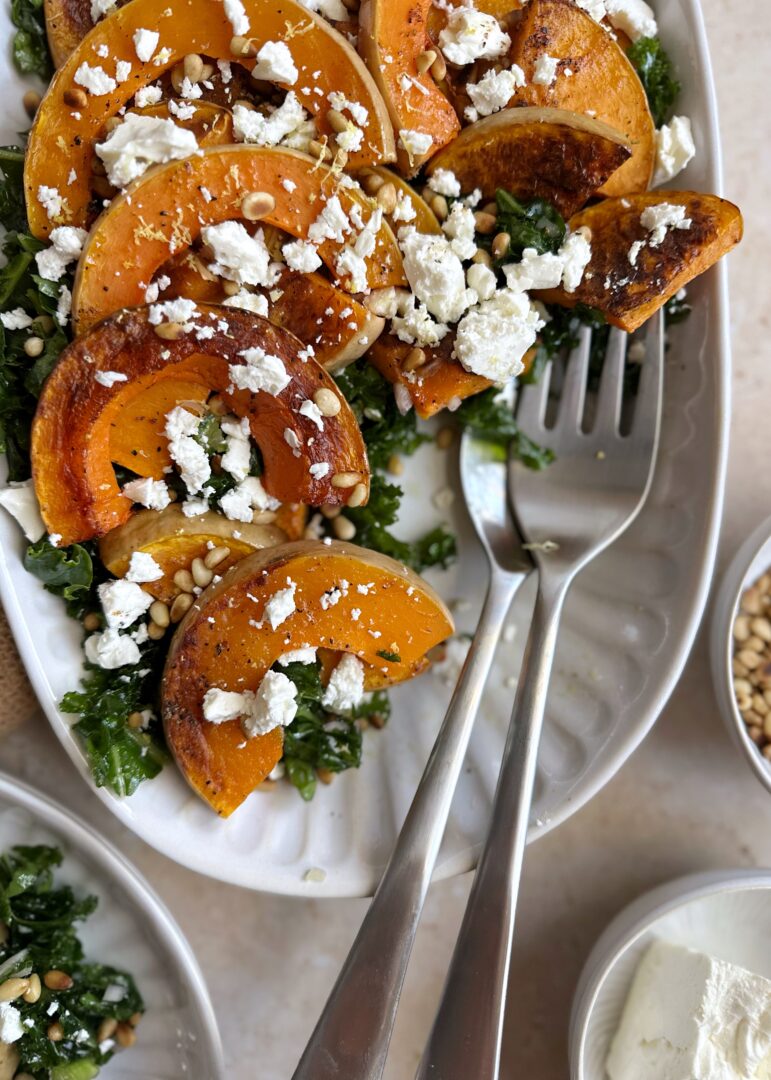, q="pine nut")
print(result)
[738,649,762,670]
[747,635,766,652]
[23,90,41,117]
[376,182,397,214]
[313,388,341,416]
[22,974,41,1004]
[332,516,356,540]
[331,472,360,489]
[116,1022,137,1048]
[474,211,497,234]
[430,53,447,81]
[170,63,186,94]
[191,558,213,588]
[147,621,166,641]
[321,504,341,519]
[83,612,101,632]
[222,279,241,297]
[230,35,256,56]
[754,694,769,717]
[104,116,121,134]
[416,49,437,74]
[149,600,170,628]
[369,711,387,729]
[154,321,185,341]
[129,1012,143,1027]
[752,617,771,643]
[241,191,276,221]
[437,426,454,449]
[735,615,752,641]
[173,569,195,593]
[309,138,333,162]
[404,347,426,371]
[492,232,511,259]
[200,63,215,81]
[98,1017,118,1042]
[347,482,368,508]
[733,659,749,678]
[0,978,28,1001]
[204,546,230,569]
[253,510,277,523]
[127,711,145,729]
[44,970,73,991]
[92,176,114,199]
[317,766,335,784]
[472,249,493,267]
[763,744,771,762]
[64,87,88,109]
[24,336,44,357]
[47,1022,64,1042]
[183,53,203,82]
[170,593,194,622]
[327,108,349,134]
[429,194,448,220]
[387,454,403,476]
[362,171,385,195]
